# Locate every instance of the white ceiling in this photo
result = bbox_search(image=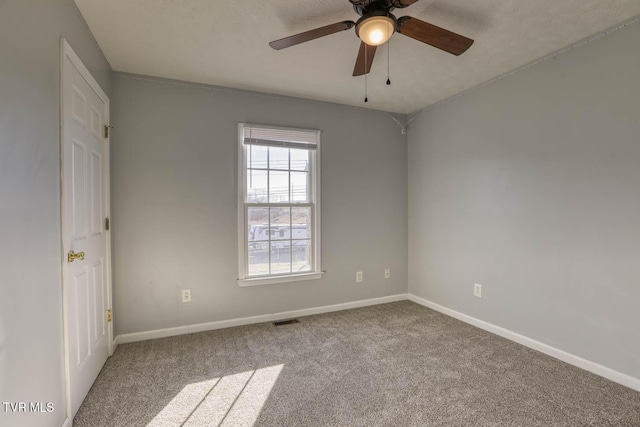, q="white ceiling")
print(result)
[74,0,640,114]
